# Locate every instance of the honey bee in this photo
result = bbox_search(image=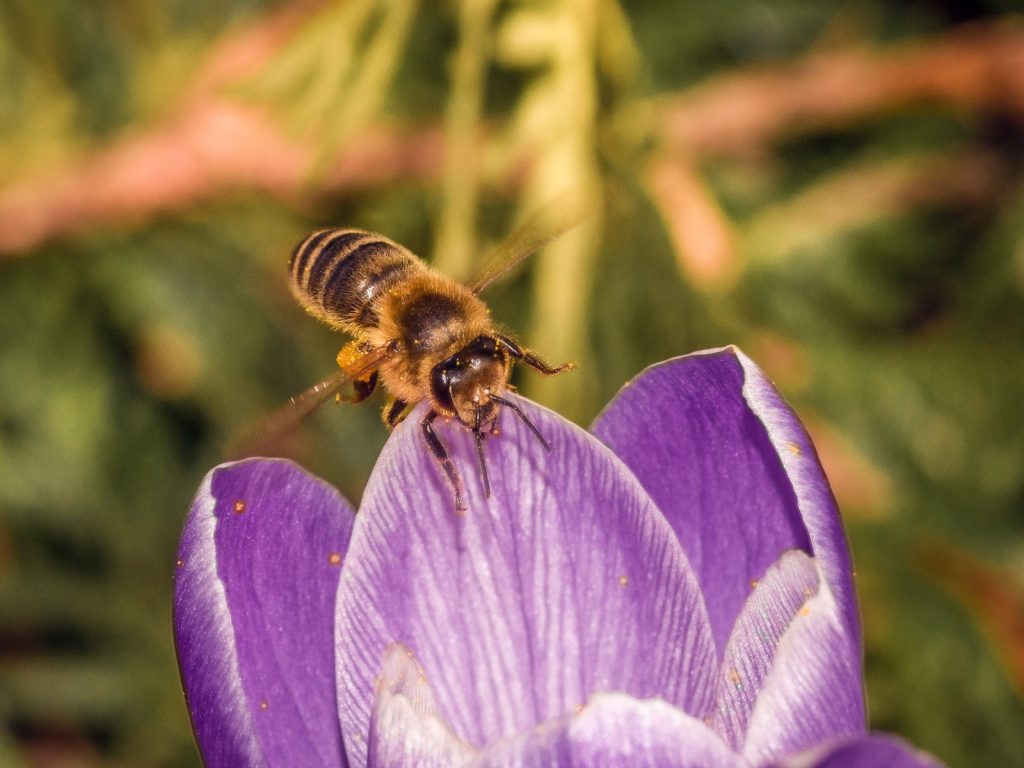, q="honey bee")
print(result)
[260,212,578,511]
